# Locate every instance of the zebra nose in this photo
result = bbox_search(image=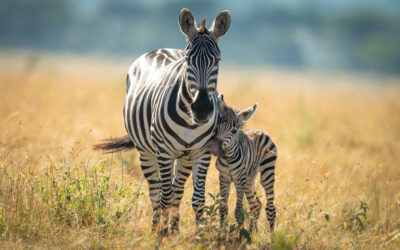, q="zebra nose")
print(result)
[191,89,213,123]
